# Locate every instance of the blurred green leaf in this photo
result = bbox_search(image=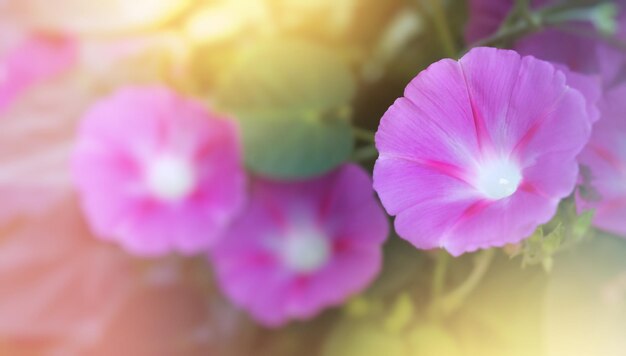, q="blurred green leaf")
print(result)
[521,224,564,272]
[519,198,596,271]
[216,39,356,179]
[571,209,595,240]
